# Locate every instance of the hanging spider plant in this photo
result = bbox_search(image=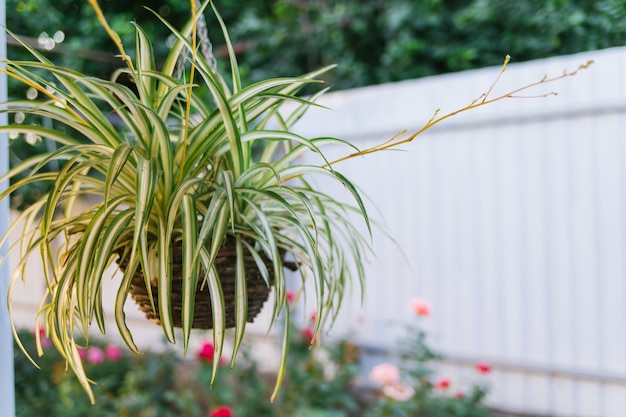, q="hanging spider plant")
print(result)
[0,1,372,402]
